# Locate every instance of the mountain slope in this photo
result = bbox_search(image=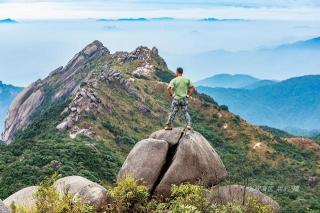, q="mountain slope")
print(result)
[0,41,319,212]
[0,81,22,133]
[198,75,320,131]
